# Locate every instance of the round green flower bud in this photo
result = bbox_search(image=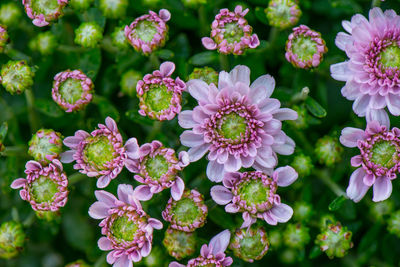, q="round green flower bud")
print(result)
[181,0,207,7]
[268,229,282,248]
[279,249,297,264]
[230,225,269,262]
[111,26,129,49]
[188,67,218,85]
[291,153,313,177]
[163,227,196,260]
[387,210,400,238]
[283,223,310,249]
[29,31,57,55]
[65,259,91,267]
[0,60,34,94]
[120,69,142,97]
[293,202,313,222]
[314,135,343,167]
[99,0,128,19]
[370,199,394,221]
[28,129,63,165]
[0,221,25,259]
[0,2,22,26]
[265,0,302,30]
[70,0,94,10]
[288,105,309,129]
[74,22,103,48]
[315,222,353,259]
